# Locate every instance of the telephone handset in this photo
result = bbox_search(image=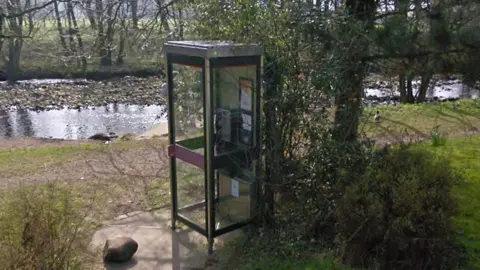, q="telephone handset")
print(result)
[215,107,253,150]
[215,108,232,143]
